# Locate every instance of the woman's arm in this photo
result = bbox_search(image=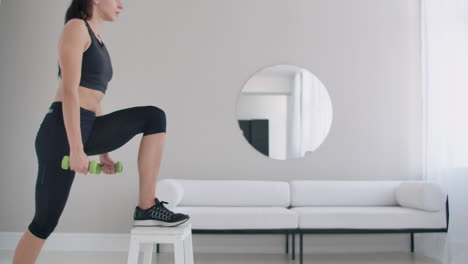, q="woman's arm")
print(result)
[58,19,89,152]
